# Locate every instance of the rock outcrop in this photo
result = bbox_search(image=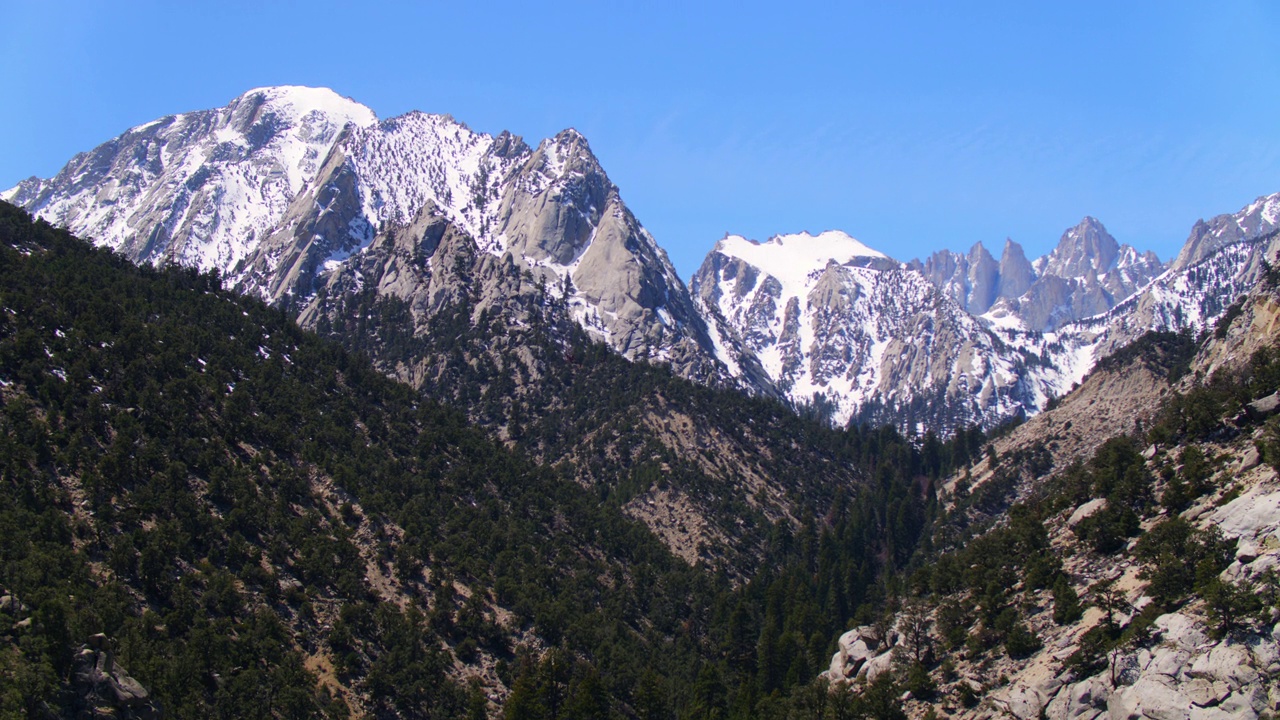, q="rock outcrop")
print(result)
[67,635,161,720]
[825,626,898,683]
[990,217,1164,333]
[911,218,1163,334]
[915,242,1002,315]
[1029,612,1280,720]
